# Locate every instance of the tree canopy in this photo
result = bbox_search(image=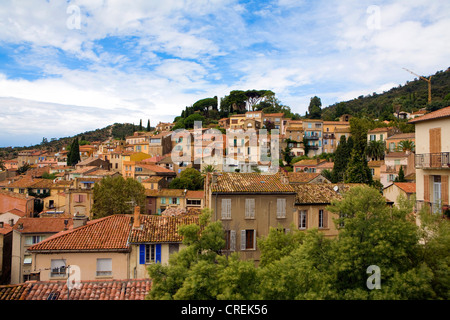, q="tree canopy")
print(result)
[92,175,146,219]
[147,186,450,300]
